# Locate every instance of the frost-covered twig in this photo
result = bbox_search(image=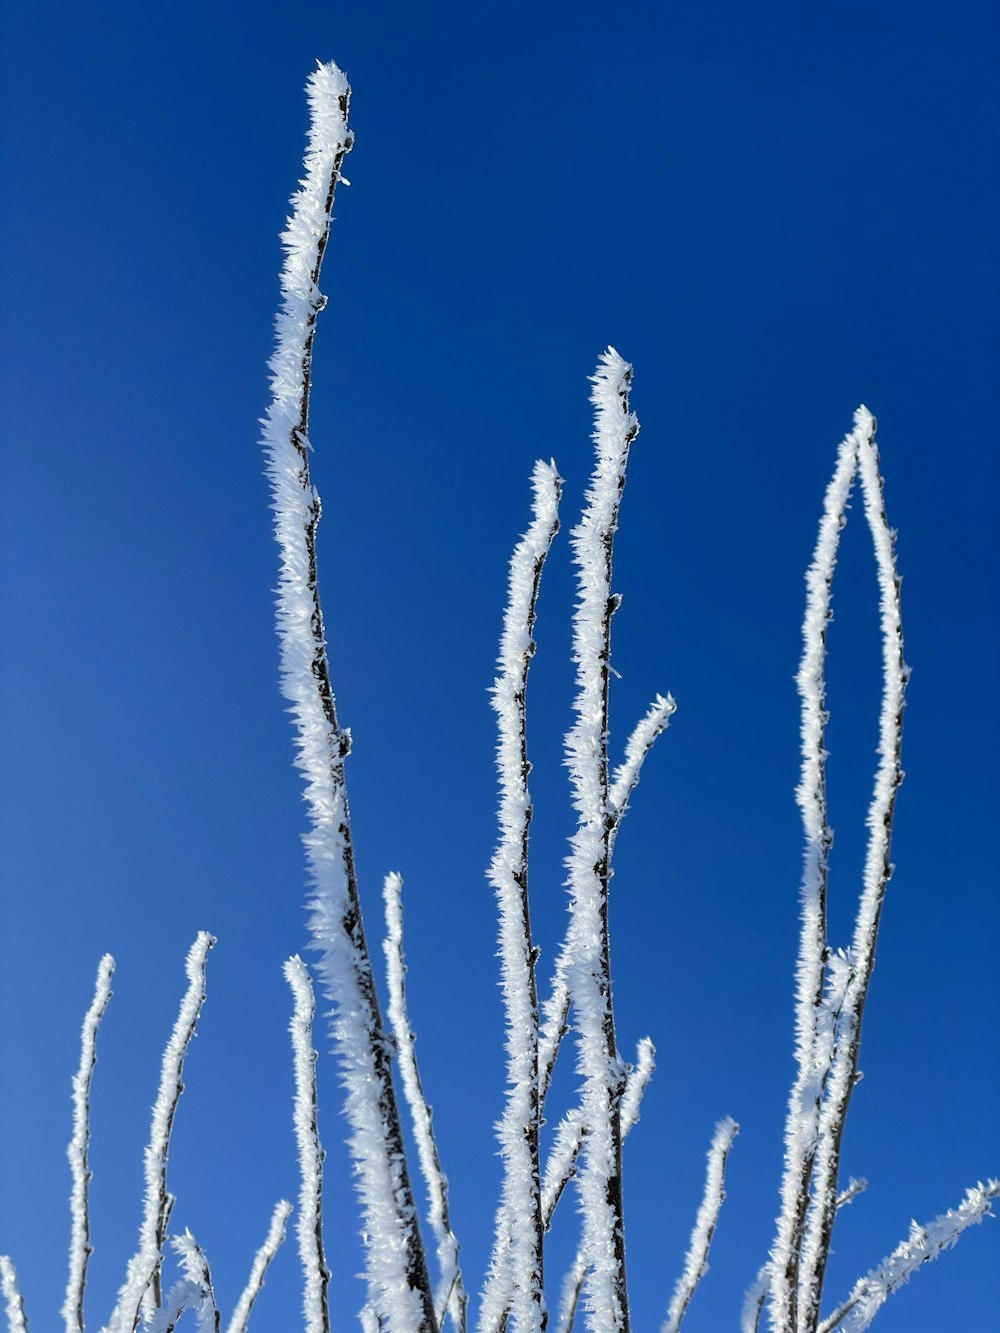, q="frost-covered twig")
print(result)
[261,62,436,1331]
[225,1201,292,1333]
[835,1179,867,1212]
[0,1258,28,1333]
[816,1181,999,1333]
[609,694,676,820]
[147,1280,203,1333]
[563,348,640,1333]
[796,412,909,1330]
[382,875,467,1332]
[63,954,115,1333]
[661,1117,738,1333]
[555,1258,587,1333]
[740,1266,769,1333]
[480,459,561,1333]
[284,958,330,1333]
[171,1231,219,1333]
[538,694,670,1114]
[769,416,861,1333]
[105,932,214,1333]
